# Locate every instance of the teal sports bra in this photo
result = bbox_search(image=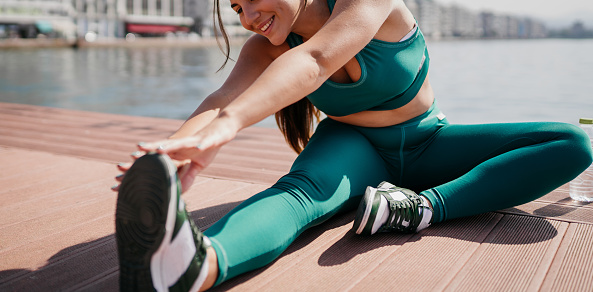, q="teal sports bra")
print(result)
[285,0,430,117]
